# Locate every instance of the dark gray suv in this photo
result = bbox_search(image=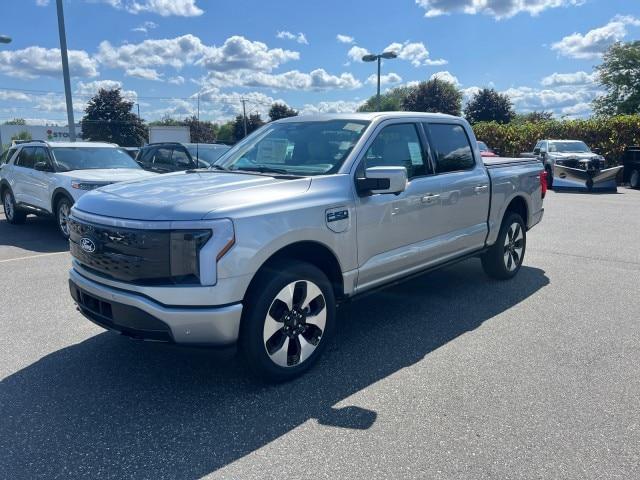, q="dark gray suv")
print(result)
[136,142,230,173]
